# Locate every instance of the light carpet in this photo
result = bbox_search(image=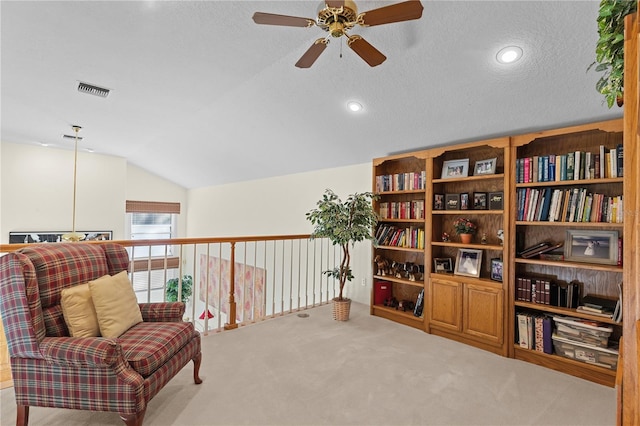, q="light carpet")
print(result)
[0,302,615,425]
